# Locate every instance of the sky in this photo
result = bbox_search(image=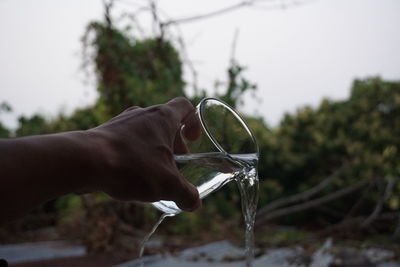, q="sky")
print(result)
[0,0,399,129]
